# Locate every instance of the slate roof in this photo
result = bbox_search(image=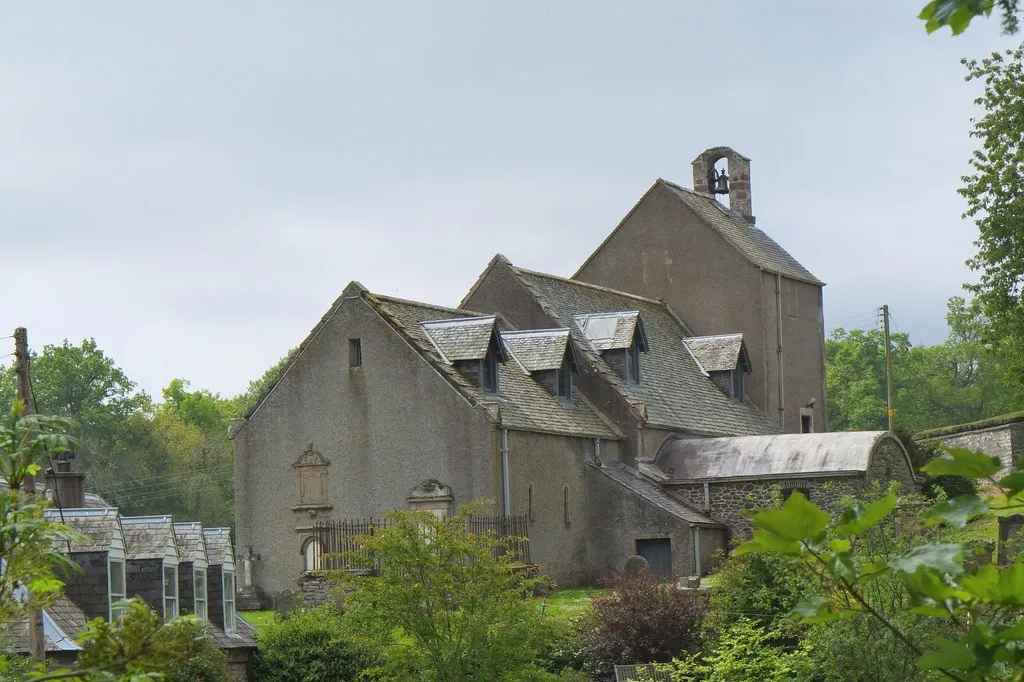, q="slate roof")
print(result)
[207,616,257,649]
[506,264,780,436]
[45,596,88,648]
[42,508,122,553]
[173,522,208,563]
[652,432,908,481]
[593,463,721,526]
[684,334,744,373]
[203,527,233,565]
[121,516,176,561]
[501,329,572,372]
[573,311,646,352]
[658,179,823,285]
[421,316,498,362]
[369,293,619,439]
